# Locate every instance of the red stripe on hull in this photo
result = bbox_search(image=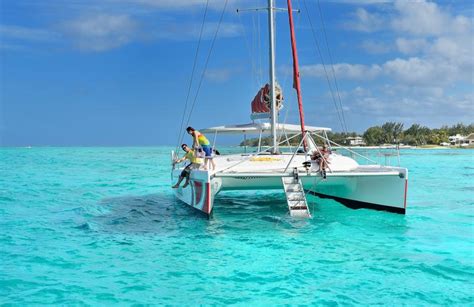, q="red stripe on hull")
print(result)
[202,183,211,215]
[193,181,203,205]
